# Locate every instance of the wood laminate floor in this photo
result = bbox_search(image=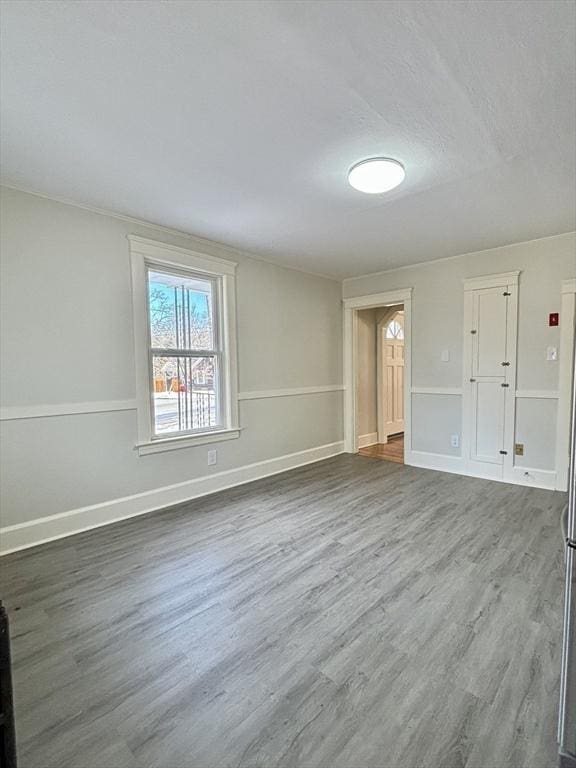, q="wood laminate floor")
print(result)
[359,435,404,464]
[0,456,567,768]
